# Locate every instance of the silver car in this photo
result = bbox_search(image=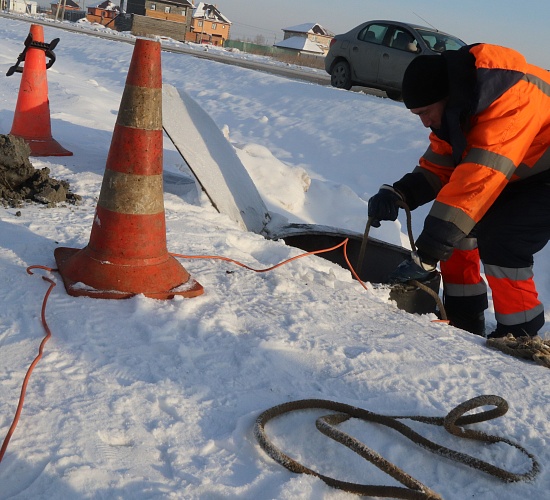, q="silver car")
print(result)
[325,20,466,100]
